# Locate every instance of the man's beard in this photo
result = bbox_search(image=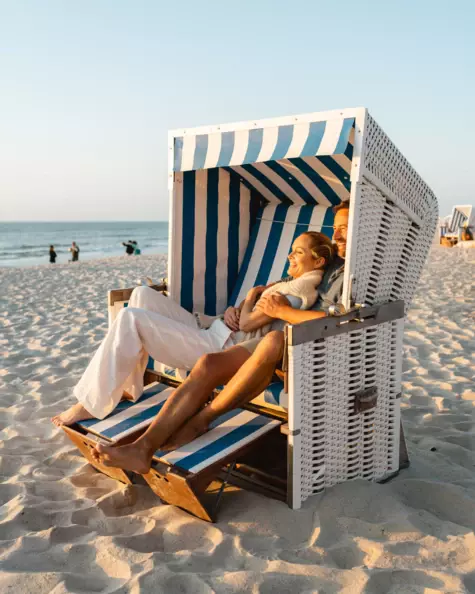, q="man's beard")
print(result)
[336,242,346,258]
